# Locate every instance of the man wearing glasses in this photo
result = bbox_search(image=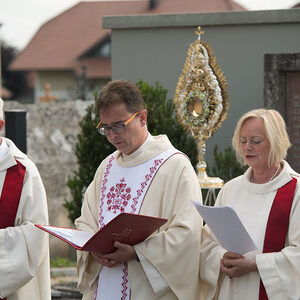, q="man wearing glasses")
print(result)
[75,80,202,300]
